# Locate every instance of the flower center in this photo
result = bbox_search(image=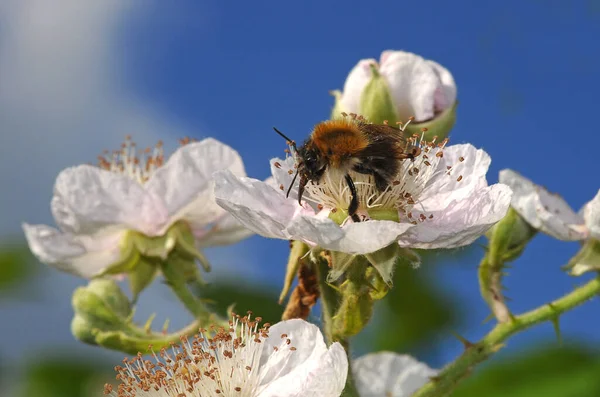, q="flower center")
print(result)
[103,313,297,397]
[301,132,454,224]
[97,136,196,184]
